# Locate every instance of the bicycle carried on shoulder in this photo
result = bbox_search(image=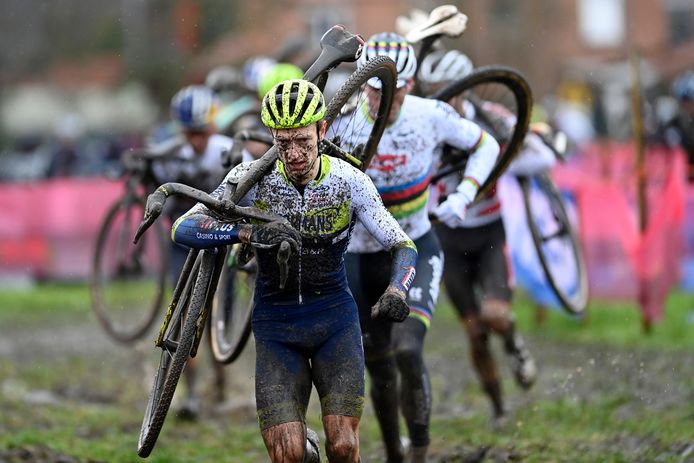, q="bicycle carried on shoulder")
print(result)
[135,24,398,458]
[433,65,587,315]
